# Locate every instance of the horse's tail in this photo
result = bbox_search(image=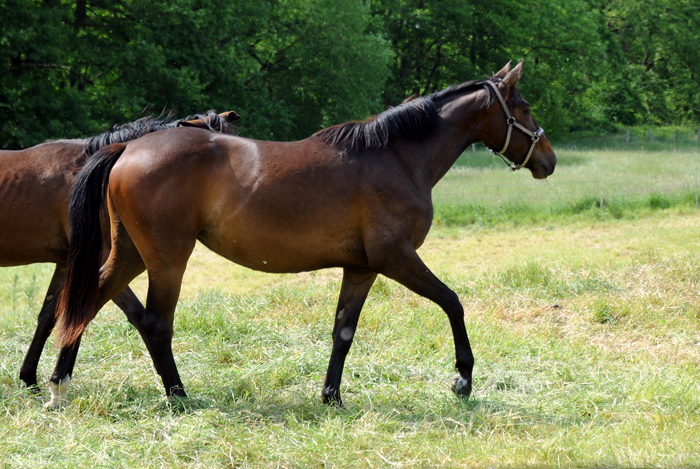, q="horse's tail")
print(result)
[56,143,127,347]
